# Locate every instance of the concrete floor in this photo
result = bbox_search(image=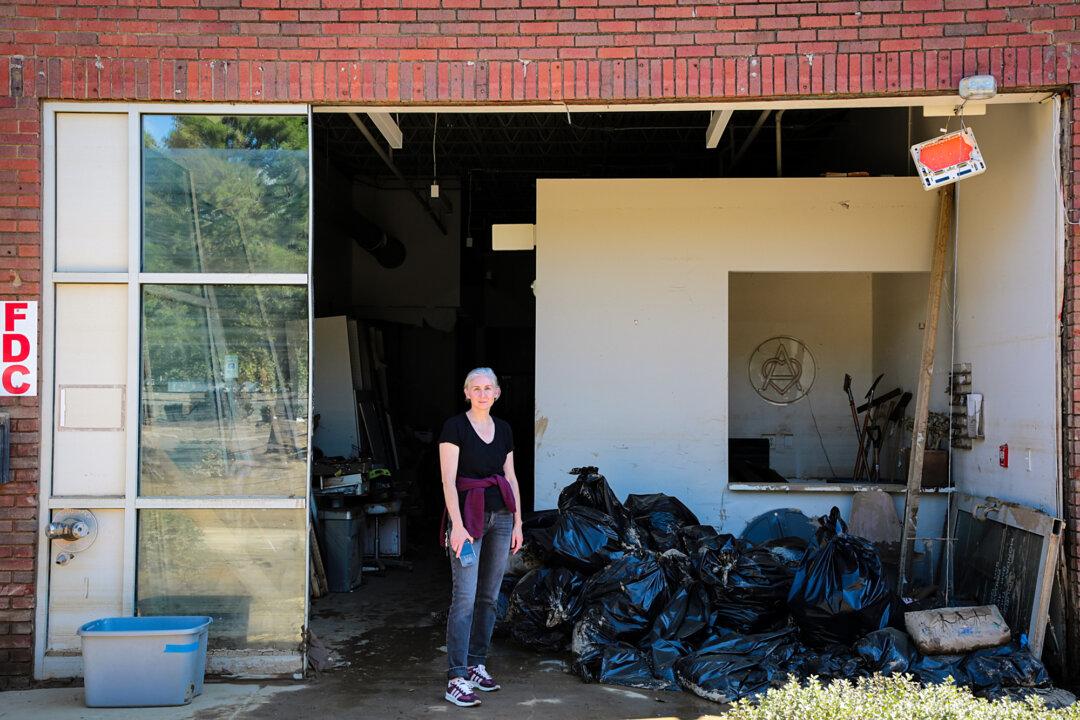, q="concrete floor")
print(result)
[247,547,727,719]
[2,546,727,720]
